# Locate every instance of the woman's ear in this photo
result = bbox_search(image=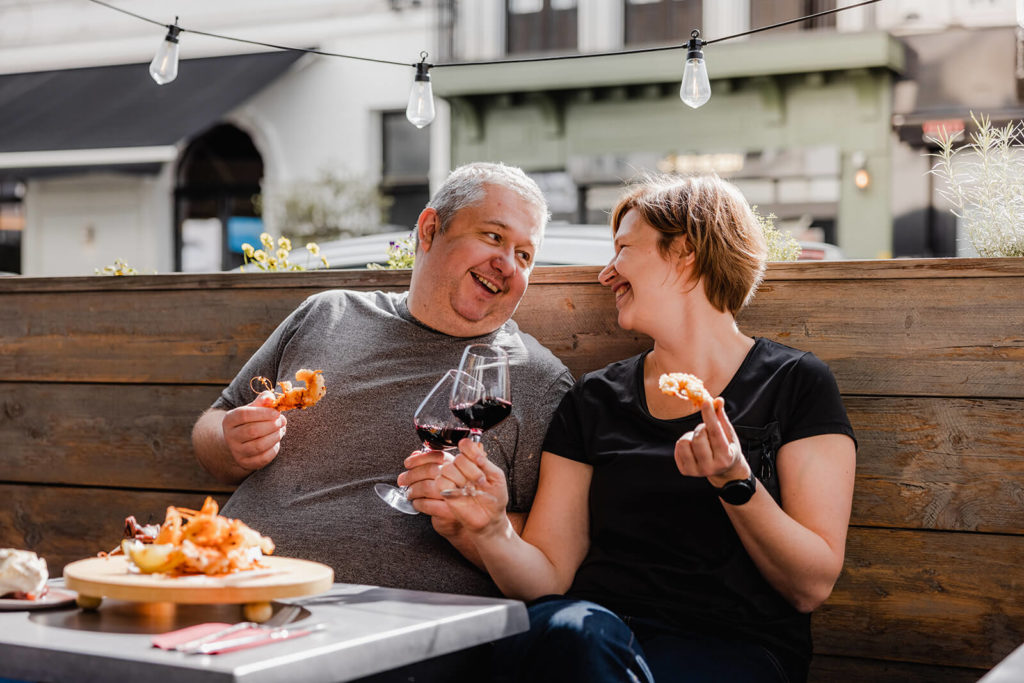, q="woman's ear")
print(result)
[674,237,696,269]
[417,208,439,253]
